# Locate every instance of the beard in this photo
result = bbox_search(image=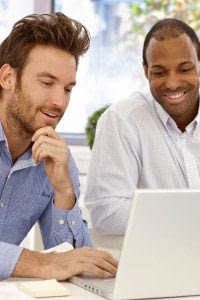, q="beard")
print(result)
[5,87,63,139]
[5,88,36,139]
